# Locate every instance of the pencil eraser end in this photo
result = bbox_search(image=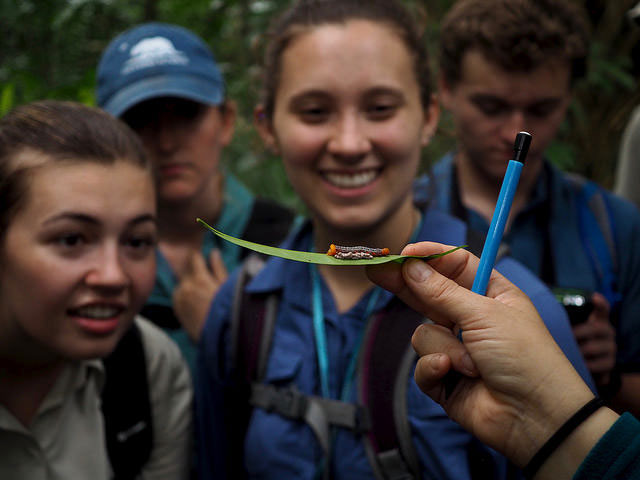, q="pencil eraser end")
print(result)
[514,132,532,164]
